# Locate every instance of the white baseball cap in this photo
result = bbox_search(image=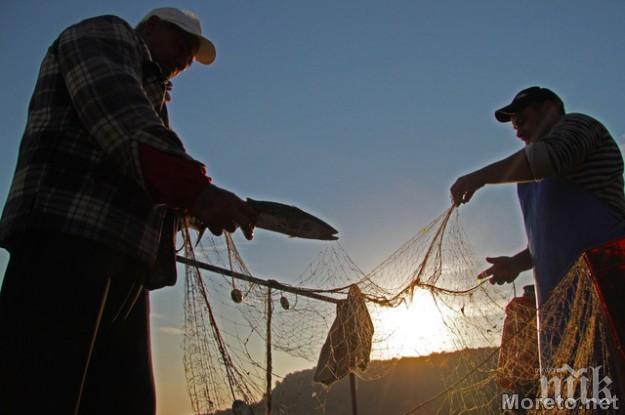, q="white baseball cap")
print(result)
[140,7,216,65]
